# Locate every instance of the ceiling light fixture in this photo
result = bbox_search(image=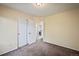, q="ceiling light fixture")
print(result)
[33,3,46,8]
